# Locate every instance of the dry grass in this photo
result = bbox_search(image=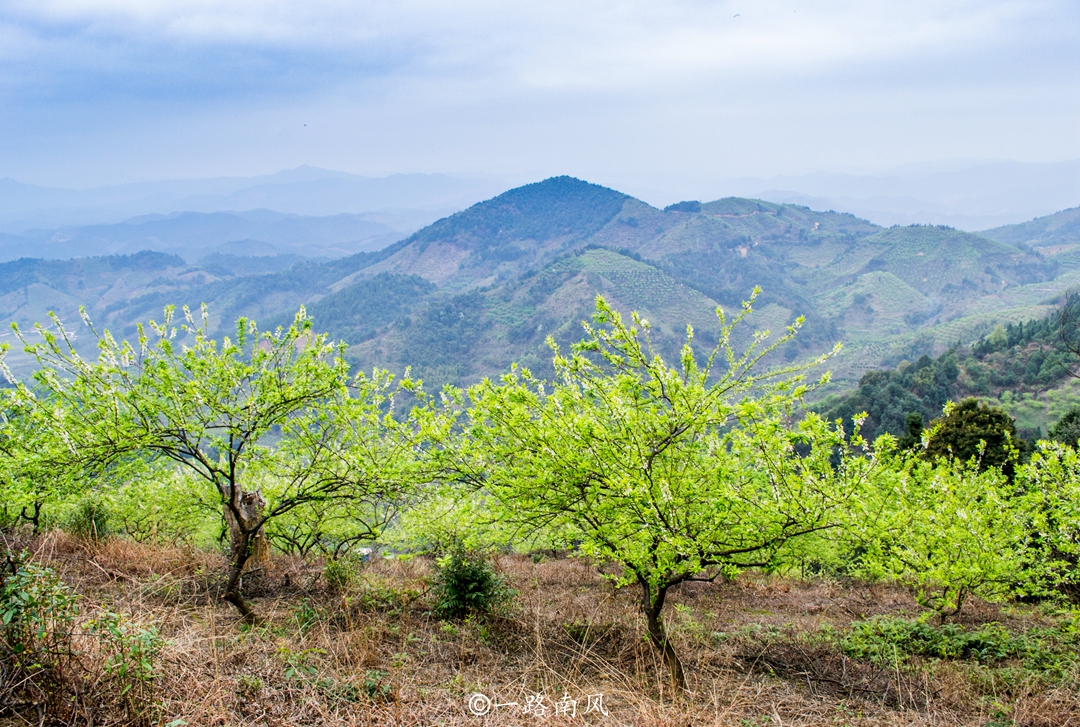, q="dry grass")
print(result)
[3,533,1079,726]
